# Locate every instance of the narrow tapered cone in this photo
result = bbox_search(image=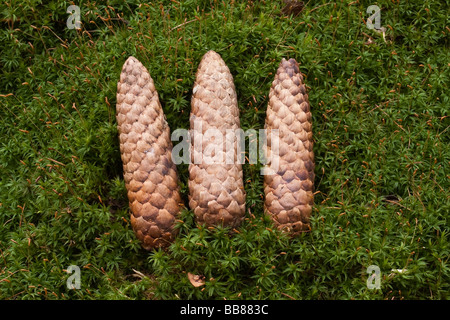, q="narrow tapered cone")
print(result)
[188,51,246,228]
[116,56,182,250]
[264,58,314,235]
